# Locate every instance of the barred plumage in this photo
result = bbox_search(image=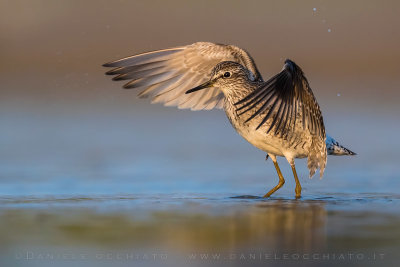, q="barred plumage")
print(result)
[103,42,356,198]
